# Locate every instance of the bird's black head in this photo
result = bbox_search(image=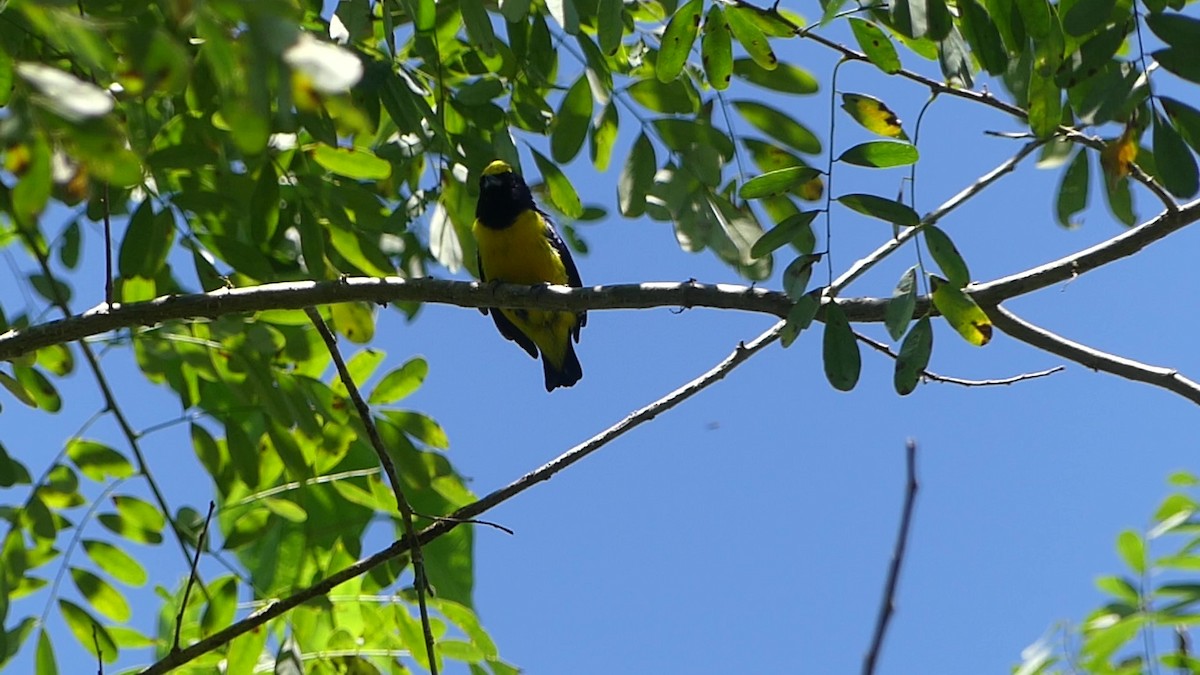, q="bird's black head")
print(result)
[476,160,536,230]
